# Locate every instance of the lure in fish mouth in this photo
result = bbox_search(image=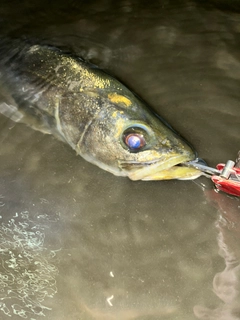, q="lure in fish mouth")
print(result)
[0,40,201,180]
